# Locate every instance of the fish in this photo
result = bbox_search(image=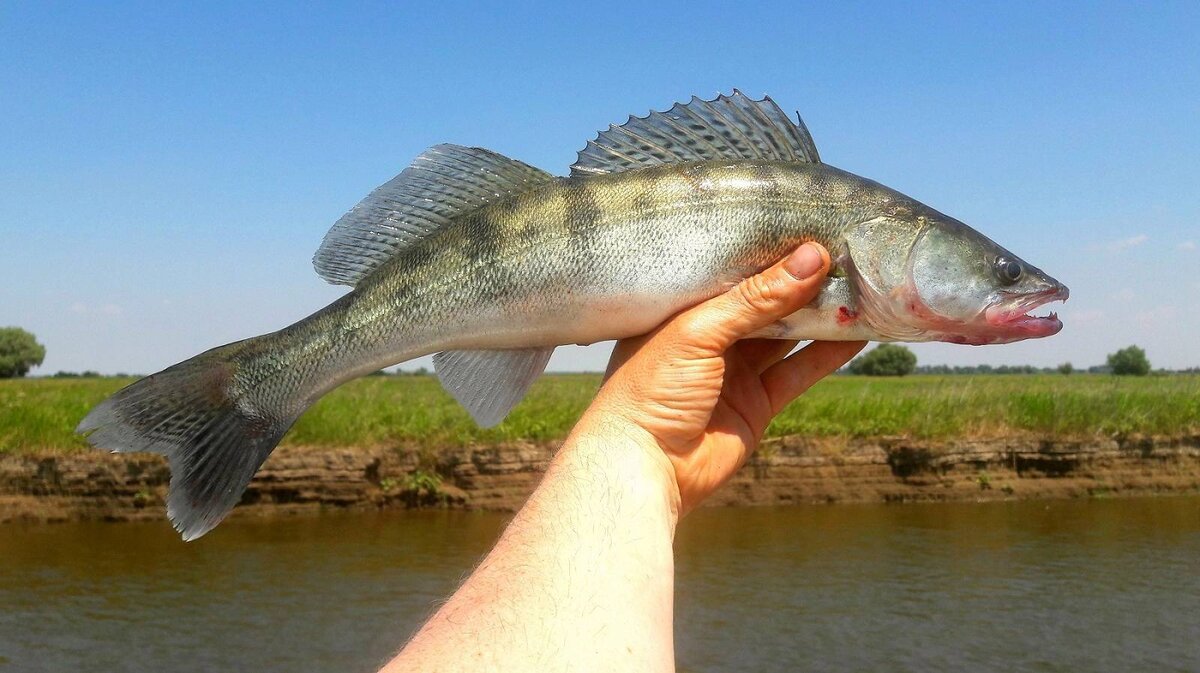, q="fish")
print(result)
[77,91,1069,539]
